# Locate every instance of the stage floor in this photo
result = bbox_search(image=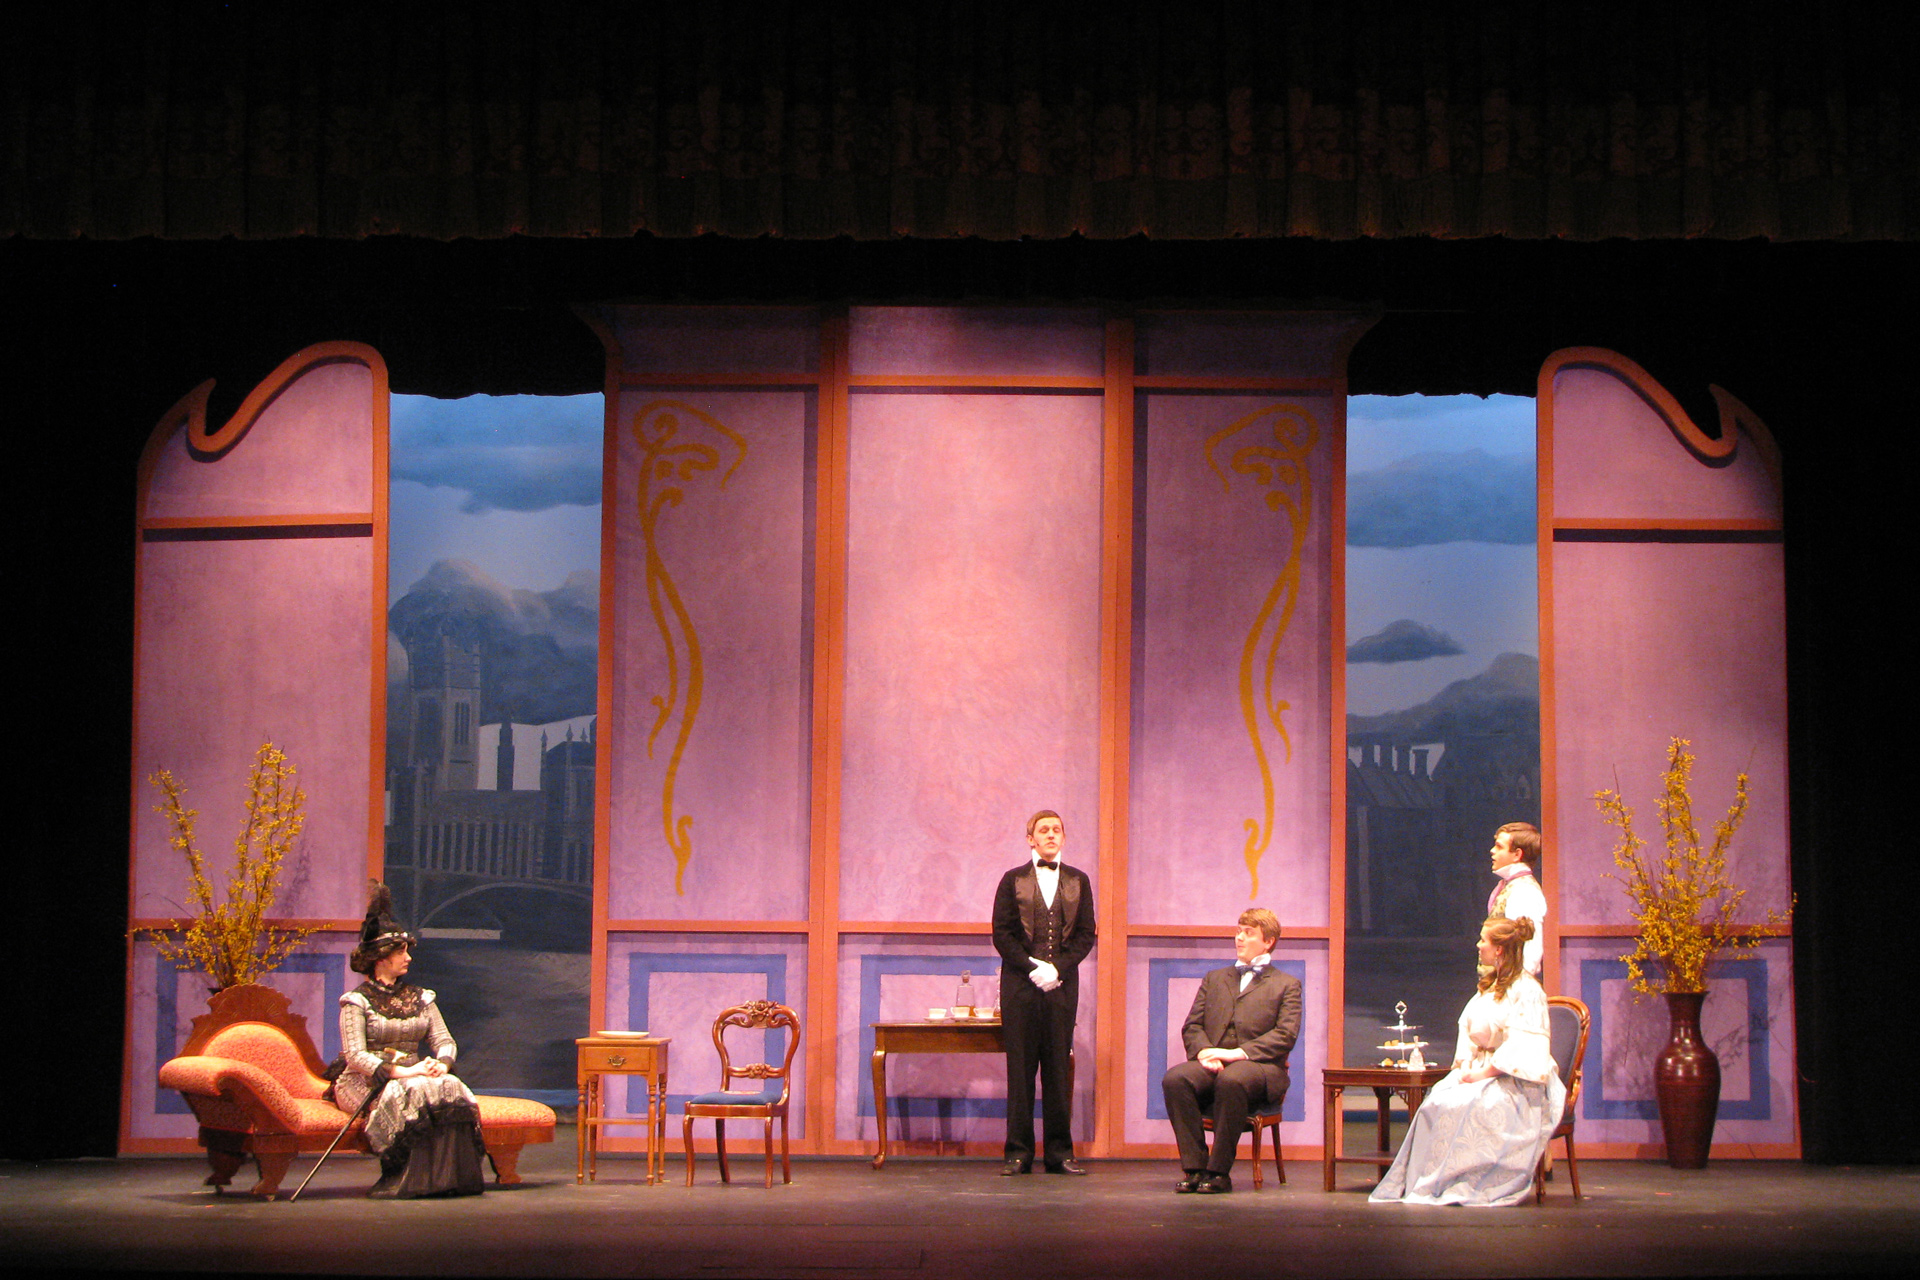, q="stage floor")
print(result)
[4,1135,1915,1279]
